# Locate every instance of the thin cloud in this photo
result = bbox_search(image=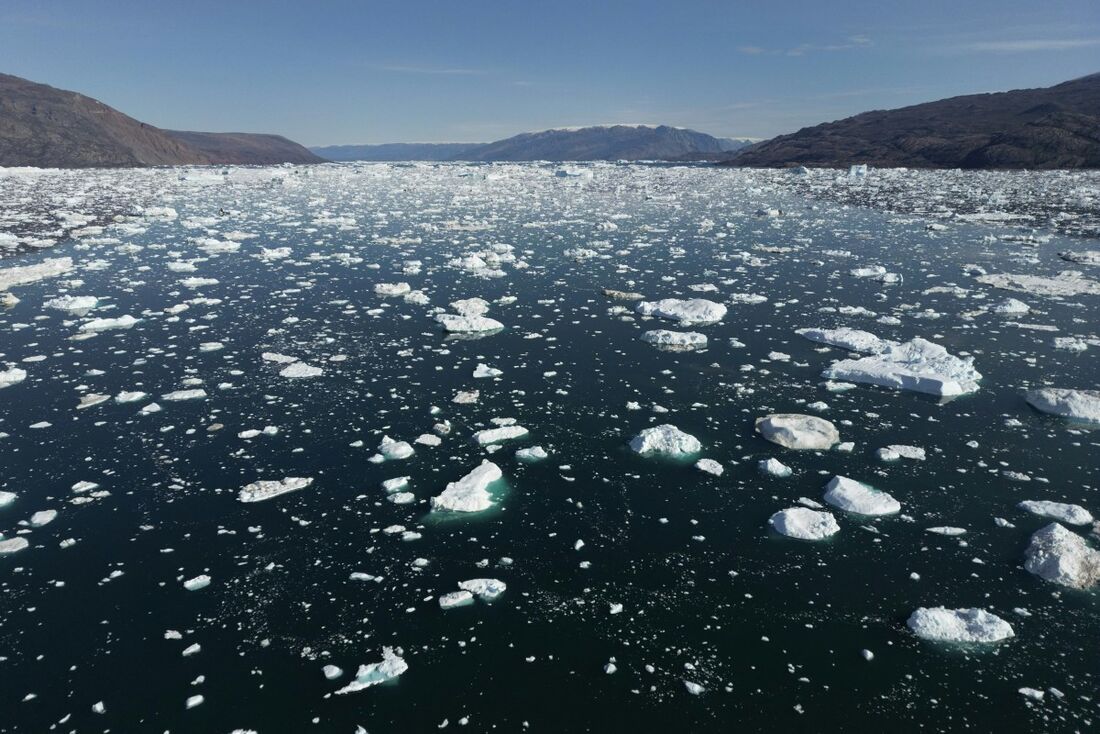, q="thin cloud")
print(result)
[962,37,1100,52]
[739,35,872,57]
[374,64,487,75]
